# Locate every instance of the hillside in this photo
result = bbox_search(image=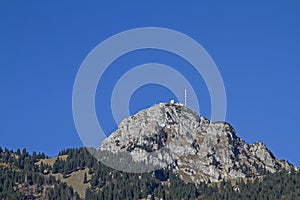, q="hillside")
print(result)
[1,147,300,199]
[0,147,80,199]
